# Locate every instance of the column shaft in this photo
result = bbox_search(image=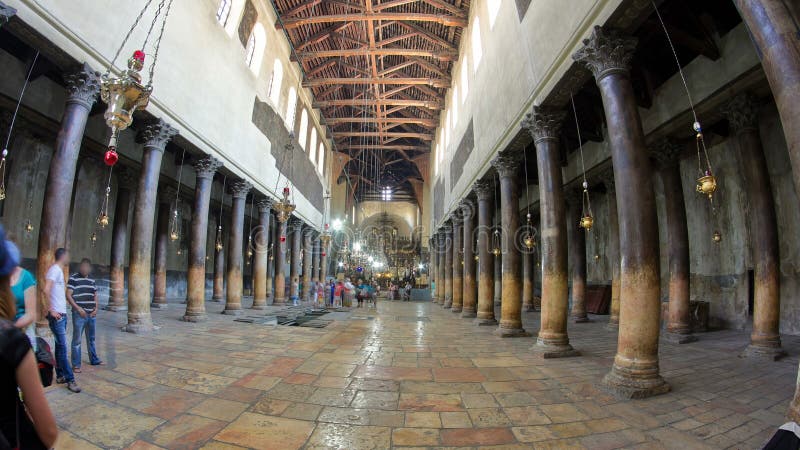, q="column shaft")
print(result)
[605,174,621,328]
[252,199,272,309]
[108,178,133,311]
[289,219,303,301]
[473,180,496,325]
[213,235,225,301]
[224,181,251,314]
[302,229,313,301]
[274,219,288,305]
[568,192,589,323]
[461,200,477,317]
[151,198,171,309]
[443,224,453,308]
[451,216,463,312]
